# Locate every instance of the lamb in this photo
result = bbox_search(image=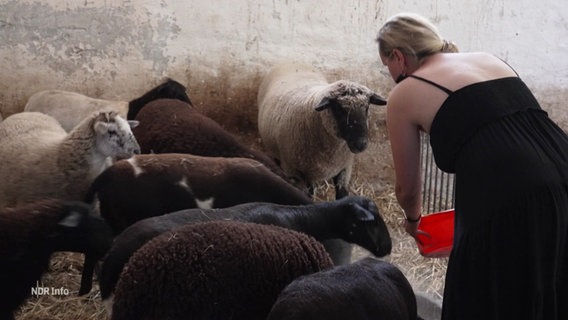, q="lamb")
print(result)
[267,256,421,320]
[0,199,113,320]
[96,195,392,301]
[257,62,387,199]
[131,98,303,188]
[24,78,191,132]
[0,111,140,208]
[84,153,312,235]
[110,220,334,320]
